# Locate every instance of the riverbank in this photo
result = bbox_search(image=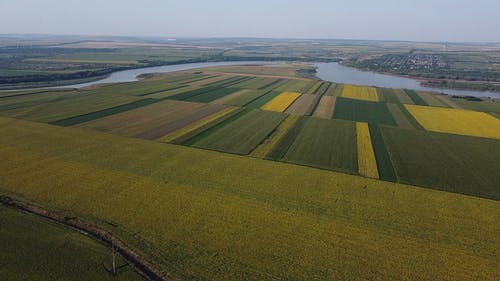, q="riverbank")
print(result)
[339,61,500,94]
[4,60,499,99]
[0,75,110,91]
[420,79,500,93]
[315,62,500,99]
